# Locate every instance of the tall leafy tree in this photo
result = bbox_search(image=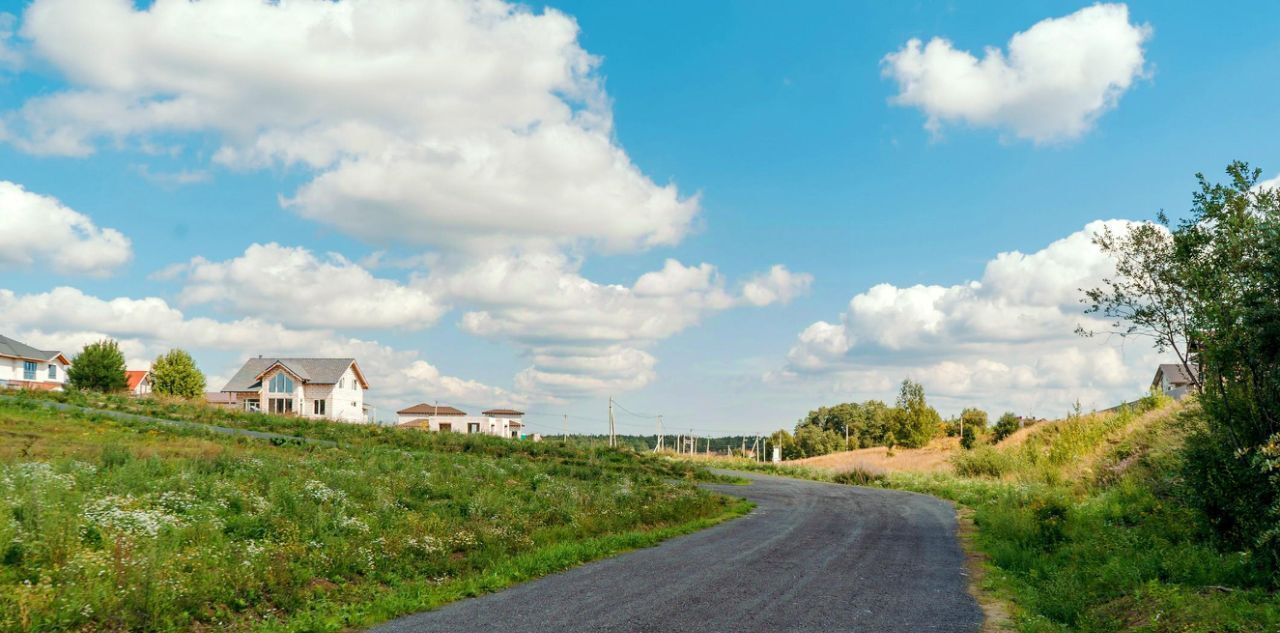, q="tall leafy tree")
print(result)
[1082,162,1280,572]
[893,379,941,448]
[67,339,127,393]
[150,349,207,399]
